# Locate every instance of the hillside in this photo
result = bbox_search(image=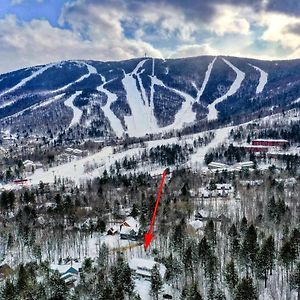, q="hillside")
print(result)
[0,56,299,142]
